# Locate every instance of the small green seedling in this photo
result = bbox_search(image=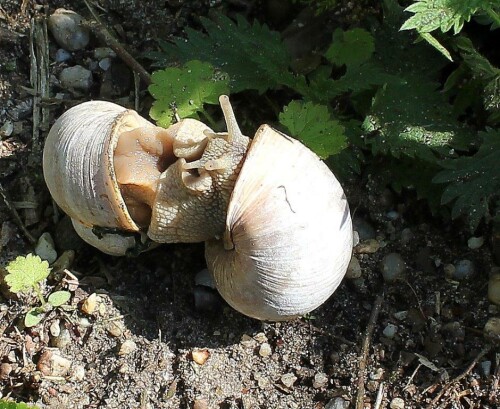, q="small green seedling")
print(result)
[0,400,40,409]
[5,253,71,327]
